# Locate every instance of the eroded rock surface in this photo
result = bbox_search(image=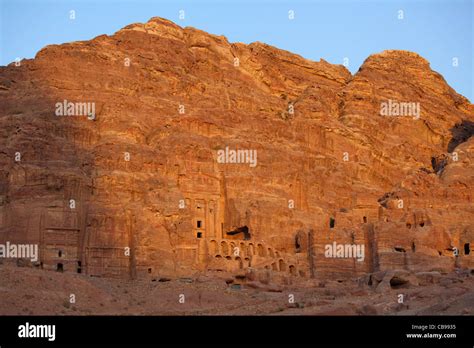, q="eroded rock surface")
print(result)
[0,17,473,285]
